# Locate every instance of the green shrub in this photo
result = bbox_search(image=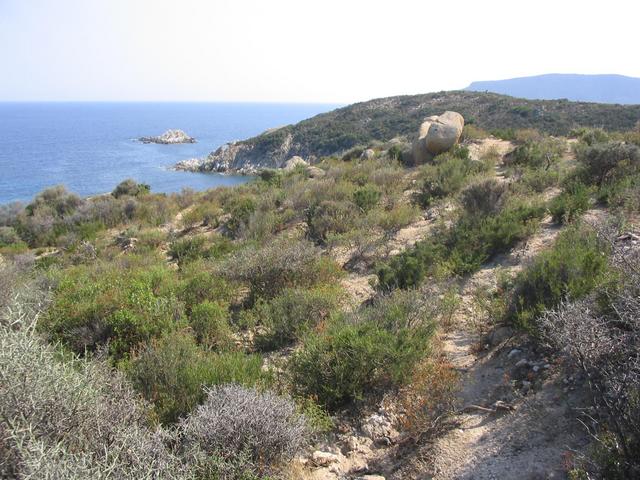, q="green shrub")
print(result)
[353,185,382,212]
[168,236,208,265]
[44,263,185,359]
[460,178,508,216]
[507,225,609,329]
[219,238,342,300]
[505,138,565,169]
[179,263,235,312]
[181,202,222,228]
[226,196,257,237]
[306,200,360,243]
[252,286,342,351]
[549,181,592,224]
[0,226,22,247]
[289,292,435,409]
[417,149,486,207]
[126,333,266,424]
[112,179,150,198]
[189,301,233,350]
[571,127,611,146]
[577,141,640,187]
